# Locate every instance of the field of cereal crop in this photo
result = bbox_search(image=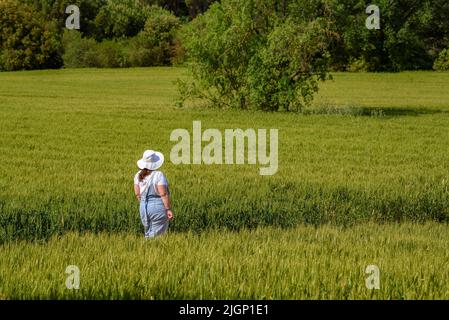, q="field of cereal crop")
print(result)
[1,68,448,299]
